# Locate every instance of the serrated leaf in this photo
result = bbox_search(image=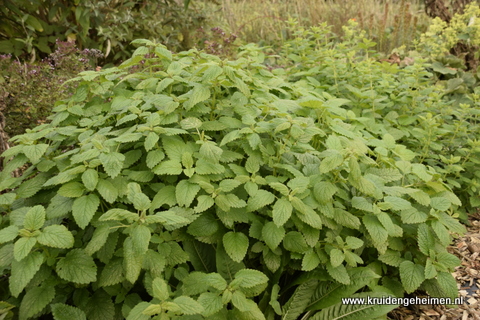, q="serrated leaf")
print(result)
[326,262,350,285]
[410,190,430,206]
[174,296,205,315]
[302,250,320,271]
[72,194,100,229]
[430,220,451,246]
[314,181,338,203]
[10,251,44,297]
[152,277,169,300]
[84,289,115,320]
[199,141,223,162]
[330,248,345,268]
[436,272,458,300]
[96,179,118,203]
[56,249,97,284]
[130,224,151,254]
[16,173,47,198]
[399,261,425,293]
[195,159,225,175]
[144,132,159,151]
[176,180,201,207]
[233,269,269,288]
[223,231,249,263]
[198,292,223,317]
[153,160,183,175]
[57,181,85,198]
[425,259,437,279]
[23,144,48,163]
[133,193,151,211]
[247,190,275,212]
[38,225,74,248]
[262,222,285,250]
[99,152,125,179]
[51,303,87,320]
[23,206,45,231]
[320,151,343,173]
[362,214,388,254]
[283,231,309,253]
[99,208,139,222]
[186,84,210,109]
[19,283,55,320]
[82,169,99,191]
[14,237,37,261]
[430,197,451,211]
[351,197,373,212]
[0,225,19,244]
[378,250,403,267]
[84,224,111,255]
[146,149,165,169]
[124,238,143,284]
[194,195,215,213]
[99,258,124,287]
[417,224,435,255]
